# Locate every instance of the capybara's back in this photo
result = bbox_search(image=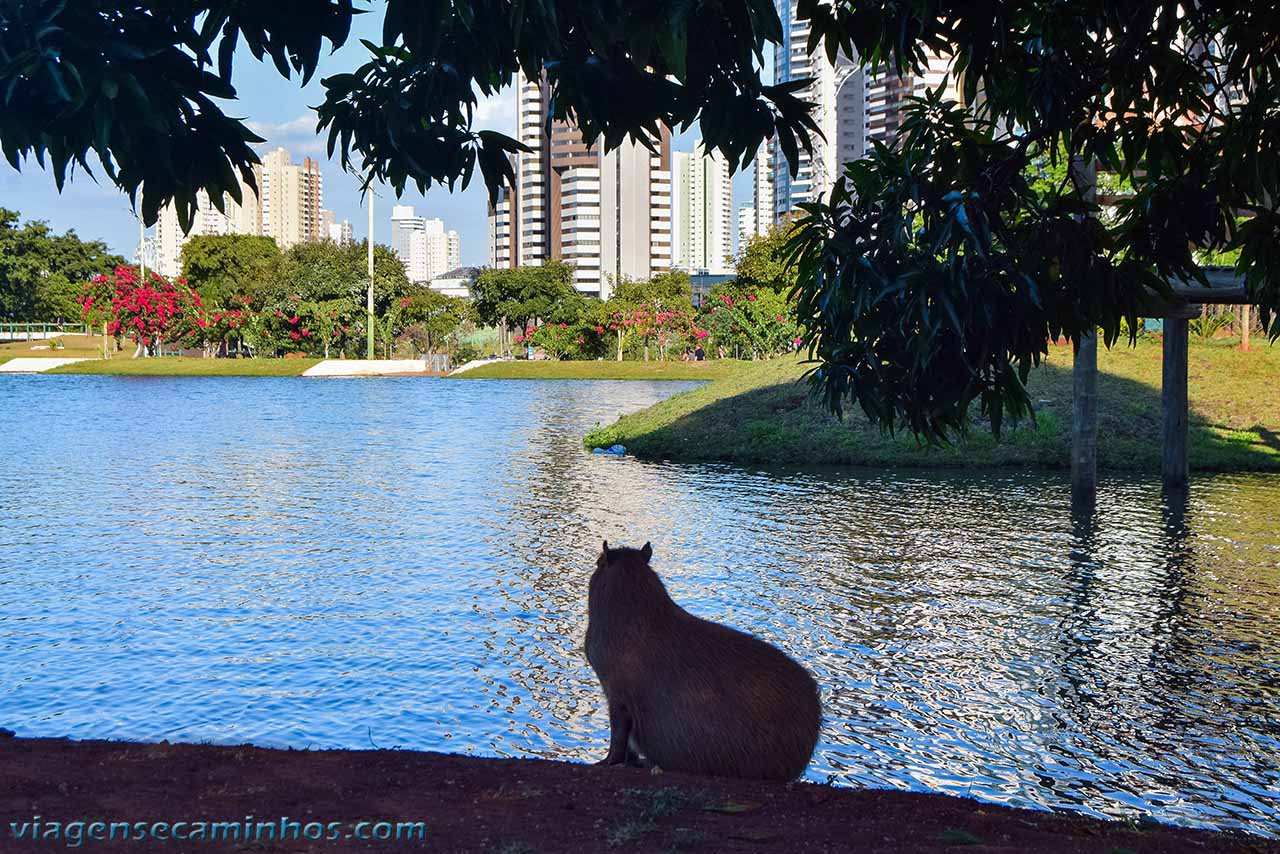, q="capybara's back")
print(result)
[585,542,821,781]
